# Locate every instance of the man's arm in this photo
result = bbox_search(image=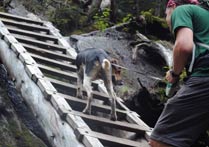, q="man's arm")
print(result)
[166,27,193,83]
